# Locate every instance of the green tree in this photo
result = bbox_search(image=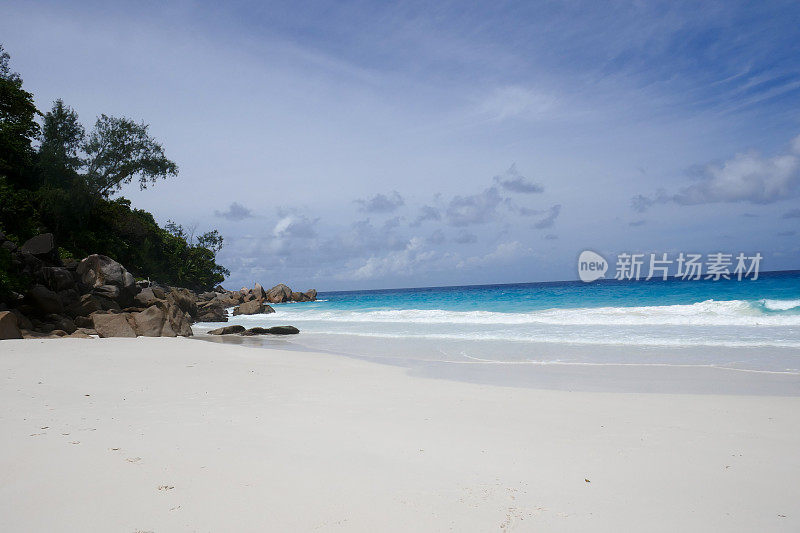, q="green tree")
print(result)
[83,114,178,197]
[164,221,230,289]
[0,44,39,188]
[38,99,85,186]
